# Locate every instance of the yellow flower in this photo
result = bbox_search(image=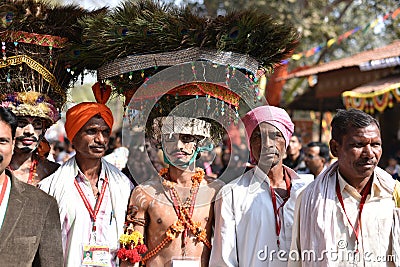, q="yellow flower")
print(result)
[19,91,41,104]
[119,234,131,246]
[119,230,144,247]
